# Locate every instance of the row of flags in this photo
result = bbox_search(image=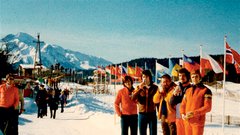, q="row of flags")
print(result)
[95,39,240,83]
[95,64,144,82]
[156,41,240,79]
